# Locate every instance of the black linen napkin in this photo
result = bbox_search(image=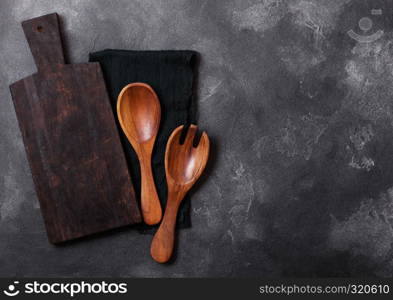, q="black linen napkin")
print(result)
[89,49,198,231]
